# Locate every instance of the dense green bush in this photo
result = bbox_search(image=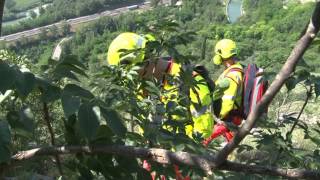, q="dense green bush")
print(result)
[2,0,320,178]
